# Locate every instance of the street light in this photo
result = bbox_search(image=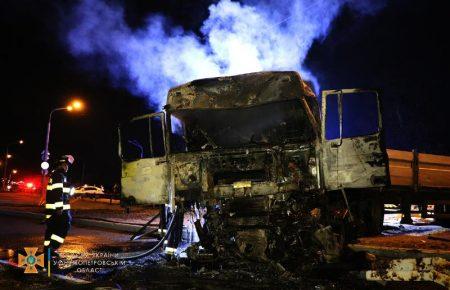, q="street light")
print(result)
[39,99,84,203]
[42,99,84,165]
[2,139,24,191]
[67,100,83,112]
